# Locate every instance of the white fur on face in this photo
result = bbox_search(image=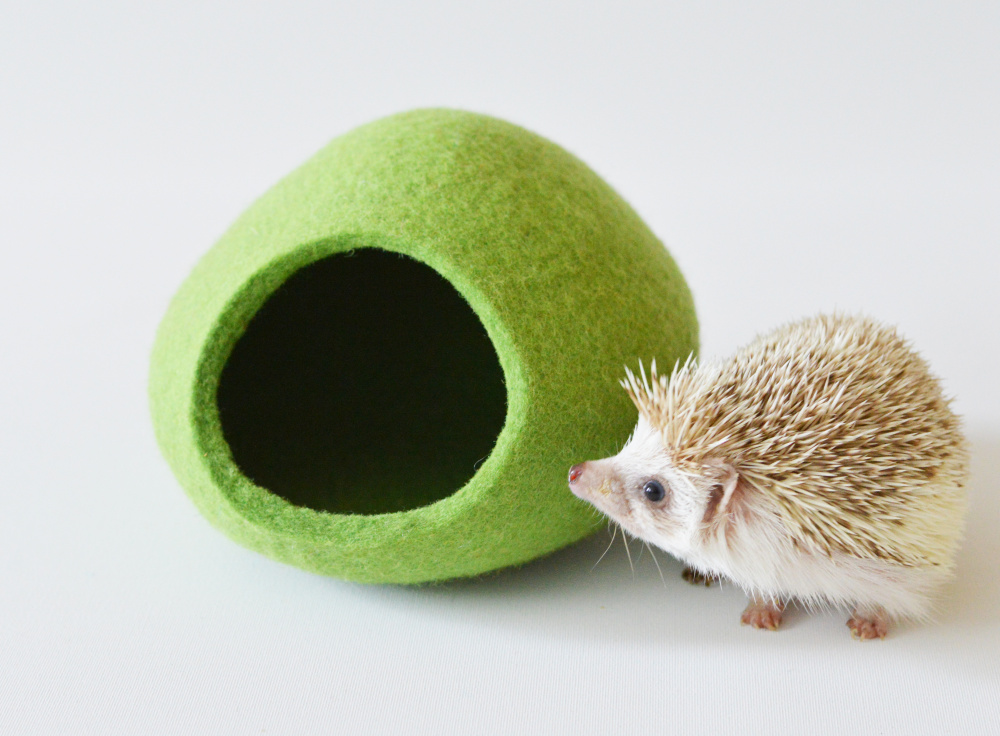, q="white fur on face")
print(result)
[596,416,710,558]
